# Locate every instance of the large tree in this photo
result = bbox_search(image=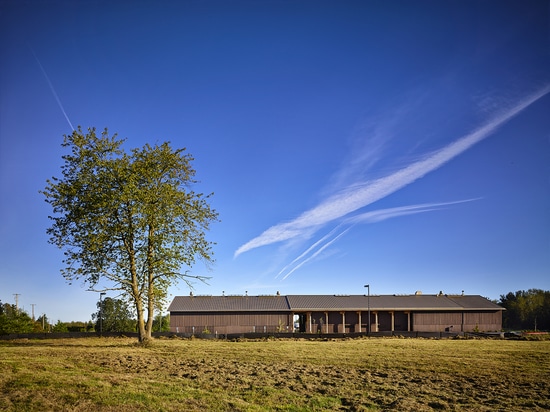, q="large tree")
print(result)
[42,127,218,342]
